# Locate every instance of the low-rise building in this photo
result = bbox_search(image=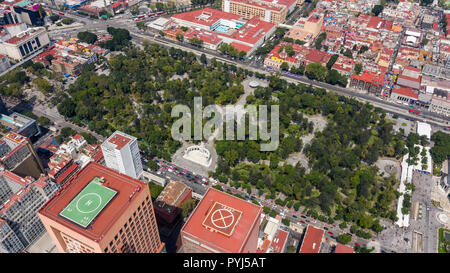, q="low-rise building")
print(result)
[350,71,384,96]
[390,86,418,104]
[299,225,324,253]
[0,26,49,61]
[332,55,355,76]
[285,12,324,46]
[154,180,192,230]
[169,8,275,57]
[430,89,449,117]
